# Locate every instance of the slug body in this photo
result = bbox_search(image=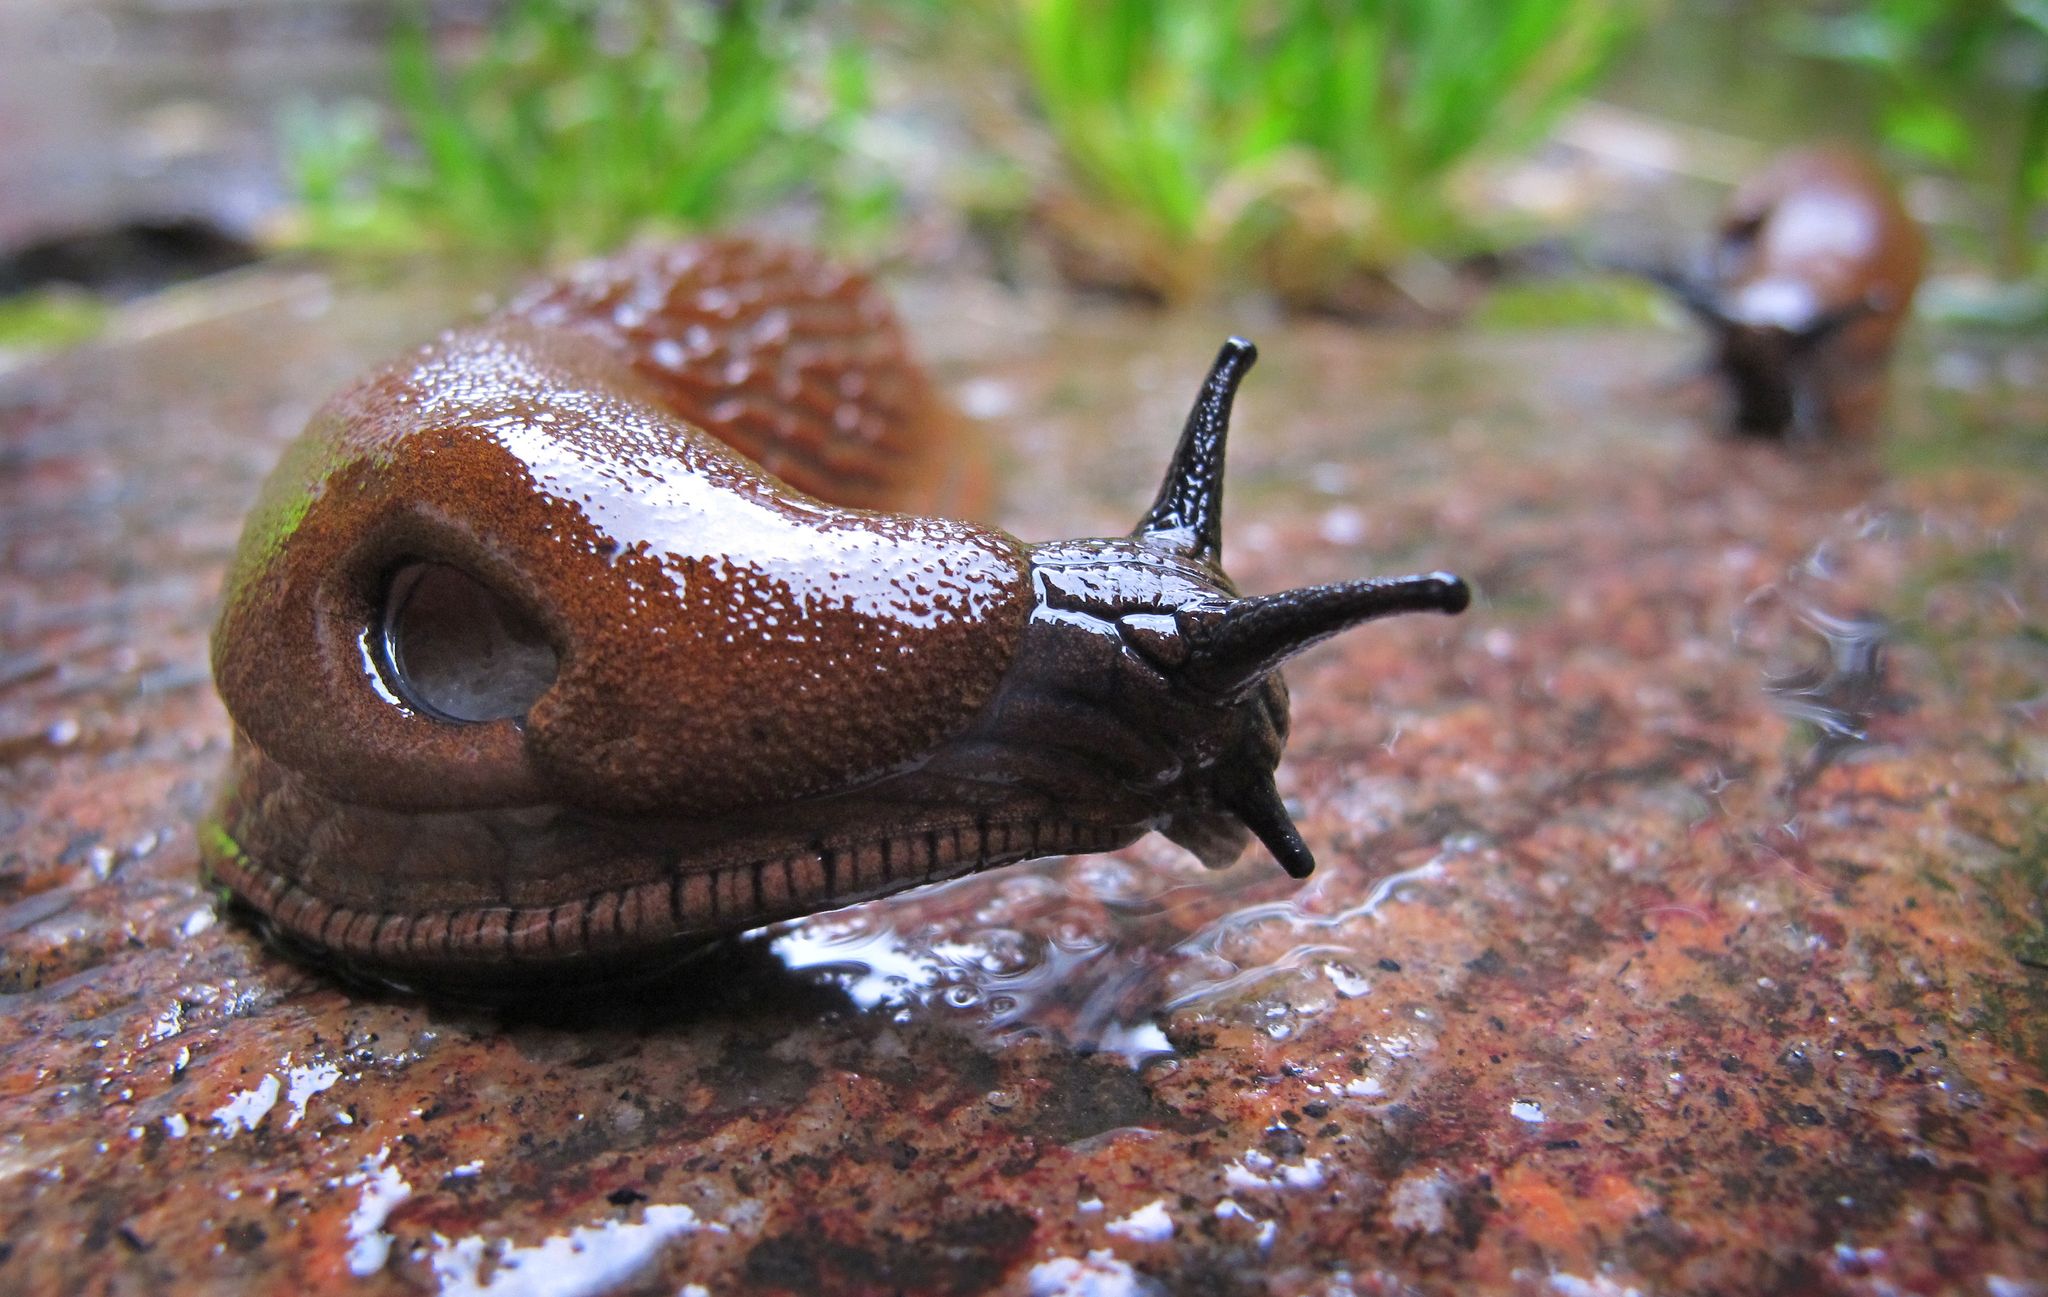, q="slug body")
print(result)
[1653,148,1924,440]
[206,240,1468,991]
